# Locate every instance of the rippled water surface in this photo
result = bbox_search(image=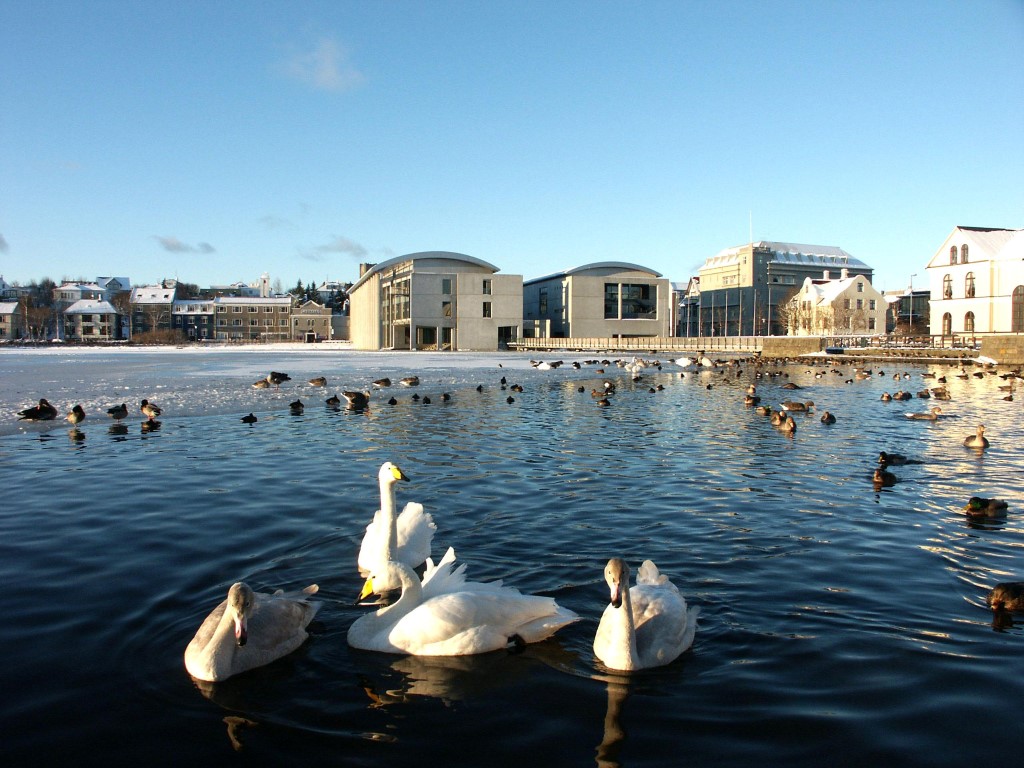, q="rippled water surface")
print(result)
[1,349,1022,767]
